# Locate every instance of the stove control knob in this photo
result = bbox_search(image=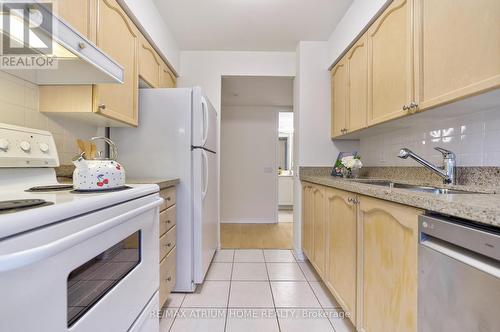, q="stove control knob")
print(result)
[39,142,49,153]
[20,141,31,152]
[0,138,9,151]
